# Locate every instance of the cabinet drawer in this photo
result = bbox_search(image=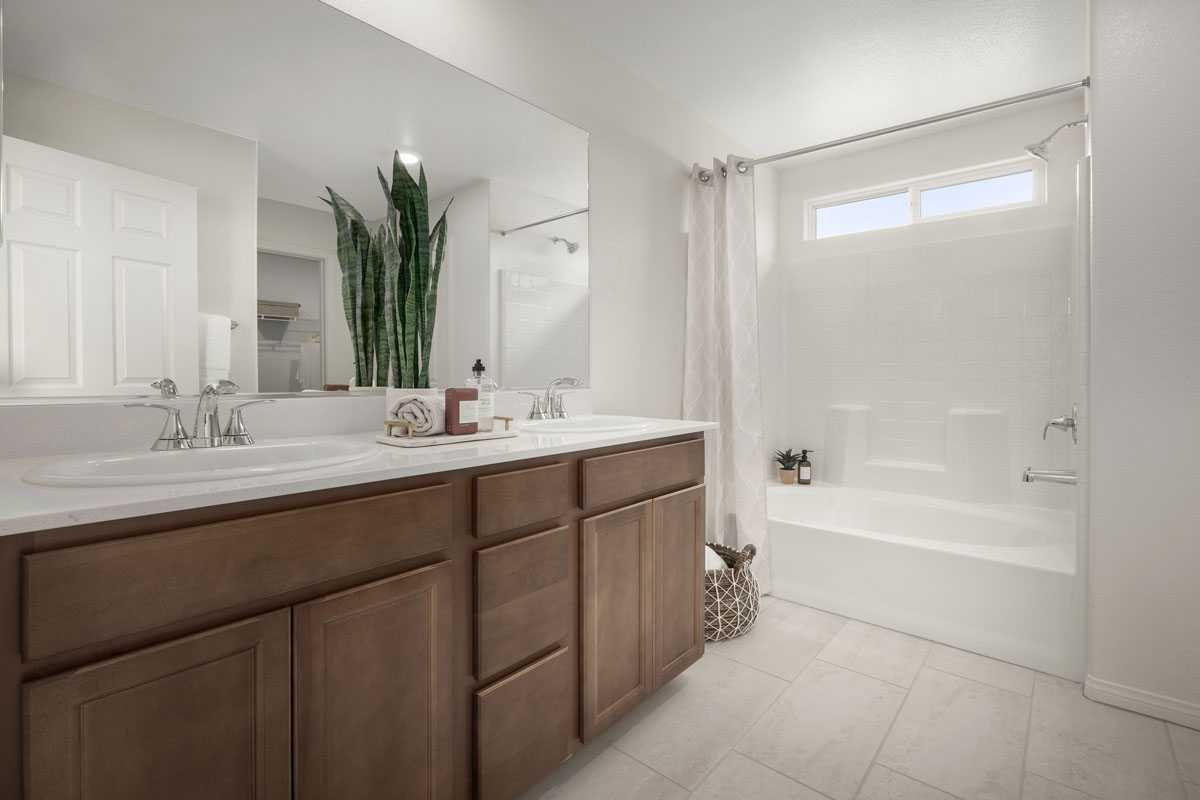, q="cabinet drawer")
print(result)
[23,484,452,661]
[475,647,571,800]
[24,609,291,800]
[474,526,571,680]
[579,438,704,509]
[474,462,570,538]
